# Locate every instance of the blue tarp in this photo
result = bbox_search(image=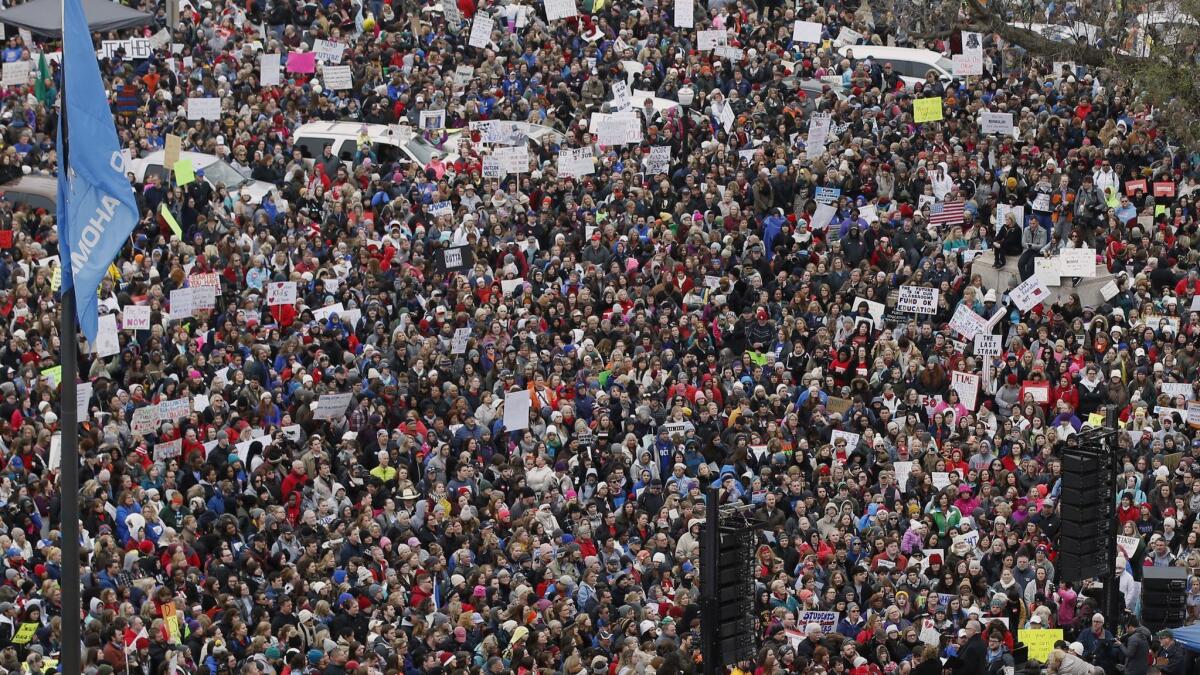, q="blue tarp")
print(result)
[1170,624,1200,653]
